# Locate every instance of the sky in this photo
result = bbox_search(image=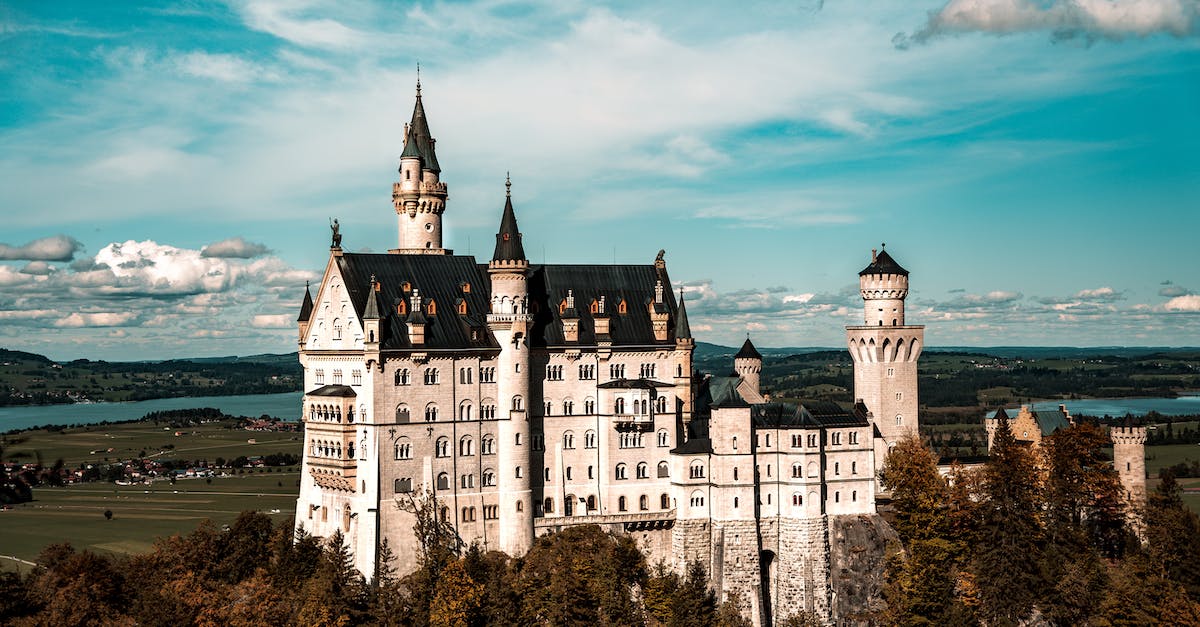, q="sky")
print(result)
[1,0,1198,361]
